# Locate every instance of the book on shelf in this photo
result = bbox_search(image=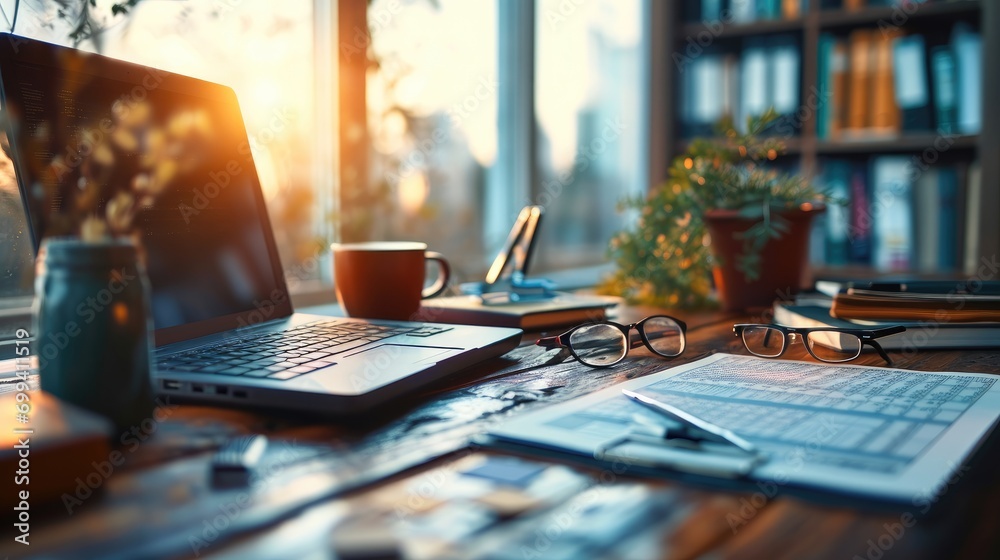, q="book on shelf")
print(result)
[781,0,802,19]
[962,159,982,273]
[769,34,800,123]
[679,46,732,138]
[740,37,769,130]
[913,166,961,271]
[732,0,757,23]
[892,34,932,132]
[417,293,622,330]
[756,0,779,20]
[814,159,852,265]
[701,0,723,22]
[846,29,873,133]
[951,22,981,135]
[774,303,1000,350]
[930,45,957,134]
[848,162,872,263]
[871,27,902,133]
[870,156,913,271]
[816,33,849,140]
